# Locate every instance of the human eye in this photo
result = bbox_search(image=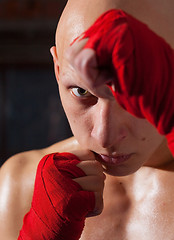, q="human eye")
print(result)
[70,87,92,98]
